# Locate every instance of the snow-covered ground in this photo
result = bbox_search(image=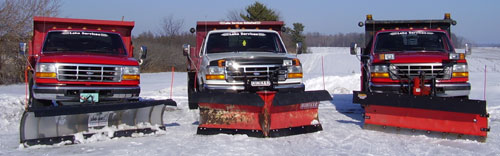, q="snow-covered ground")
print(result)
[1,47,499,155]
